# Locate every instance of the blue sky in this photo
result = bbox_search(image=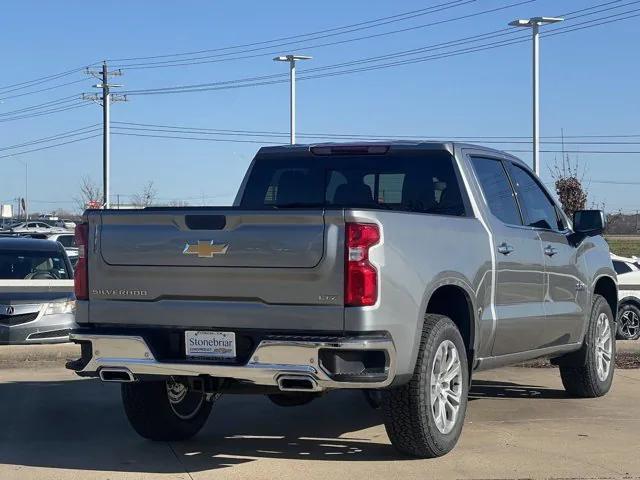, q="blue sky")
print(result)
[1,0,638,214]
